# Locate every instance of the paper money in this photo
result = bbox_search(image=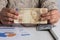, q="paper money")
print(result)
[14,8,48,24]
